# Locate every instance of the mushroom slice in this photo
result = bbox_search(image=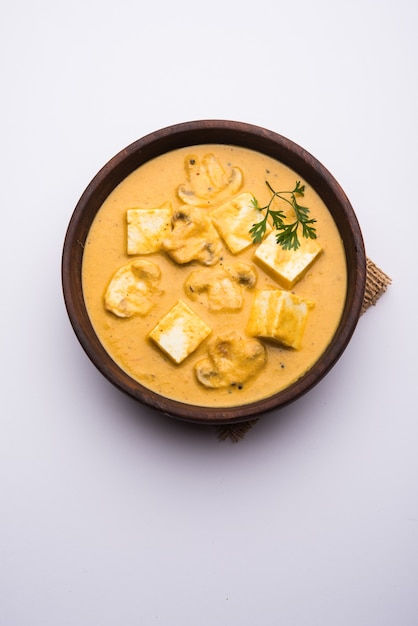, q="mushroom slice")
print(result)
[162,206,223,266]
[195,332,267,389]
[104,259,162,318]
[184,267,243,311]
[177,153,243,207]
[225,262,258,288]
[184,262,257,311]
